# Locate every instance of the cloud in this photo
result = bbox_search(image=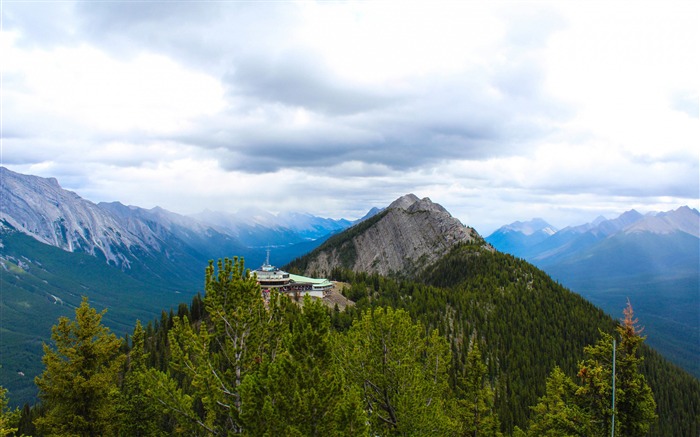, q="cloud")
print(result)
[1,1,698,234]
